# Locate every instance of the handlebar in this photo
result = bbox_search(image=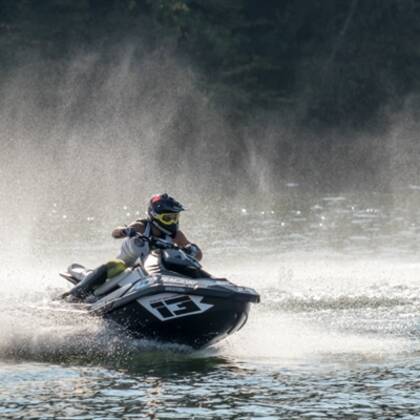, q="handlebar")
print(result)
[133,233,179,250]
[133,233,202,268]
